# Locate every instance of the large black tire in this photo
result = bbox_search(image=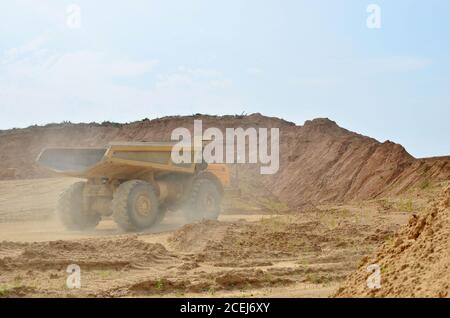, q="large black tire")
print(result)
[112,180,160,231]
[184,178,222,223]
[57,182,101,231]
